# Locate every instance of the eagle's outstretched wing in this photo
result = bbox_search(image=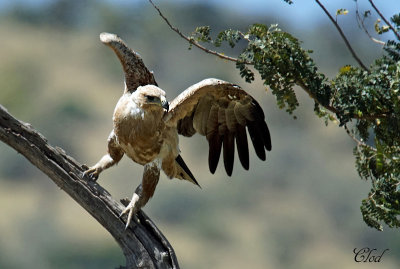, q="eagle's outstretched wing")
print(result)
[100,32,157,93]
[164,78,271,176]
